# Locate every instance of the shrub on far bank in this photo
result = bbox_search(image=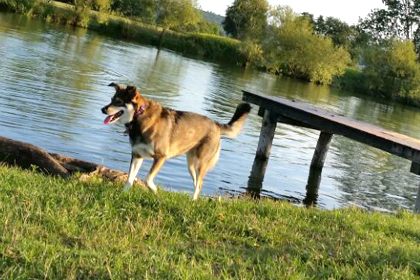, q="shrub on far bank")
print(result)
[264,6,351,85]
[0,0,49,13]
[364,40,420,103]
[332,68,369,94]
